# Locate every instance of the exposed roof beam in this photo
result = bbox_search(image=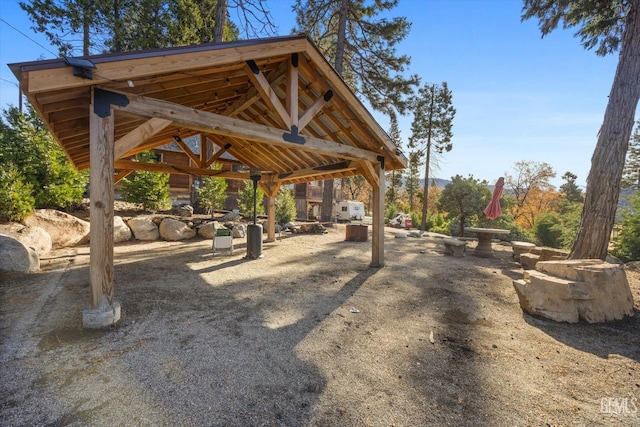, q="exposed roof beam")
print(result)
[114,159,250,180]
[272,161,356,182]
[108,89,381,163]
